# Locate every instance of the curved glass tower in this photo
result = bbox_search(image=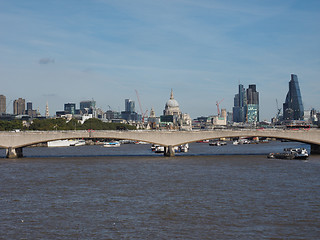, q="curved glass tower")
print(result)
[283,74,304,120]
